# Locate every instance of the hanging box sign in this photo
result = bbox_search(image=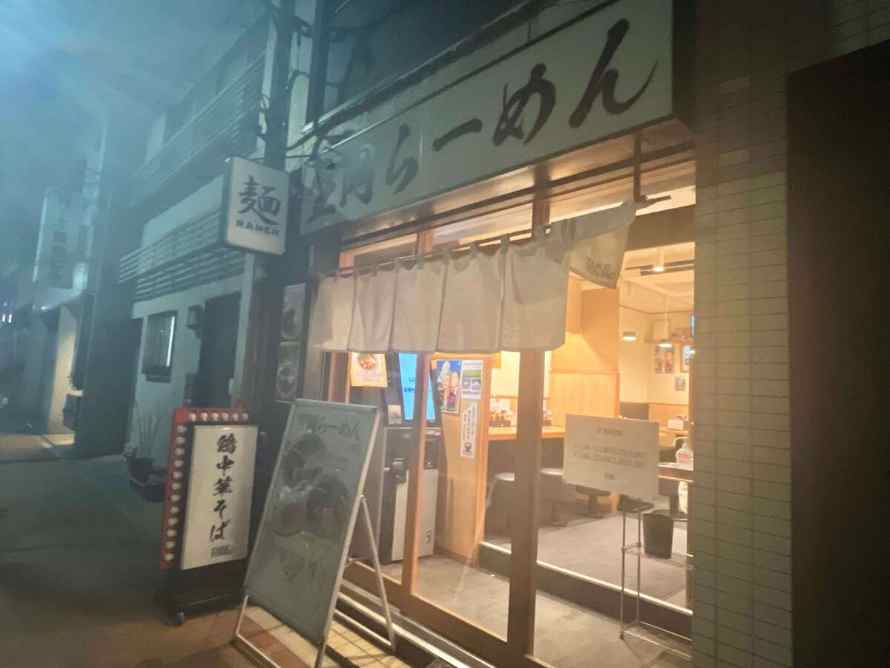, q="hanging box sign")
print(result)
[221,157,289,255]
